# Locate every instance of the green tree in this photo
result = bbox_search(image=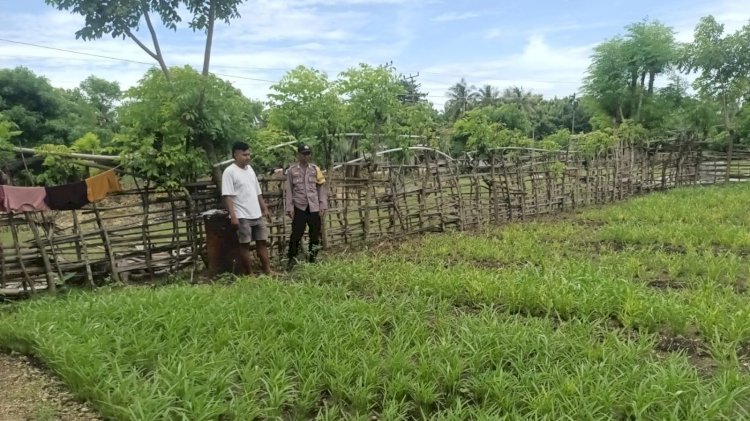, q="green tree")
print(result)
[487,103,532,134]
[45,0,245,78]
[35,133,103,185]
[444,78,478,122]
[452,108,530,155]
[267,66,343,168]
[116,66,260,188]
[501,87,542,137]
[584,20,678,126]
[583,38,632,124]
[0,115,21,175]
[337,63,405,153]
[624,19,677,120]
[477,85,500,107]
[532,96,592,138]
[0,67,103,147]
[680,16,750,153]
[78,76,121,123]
